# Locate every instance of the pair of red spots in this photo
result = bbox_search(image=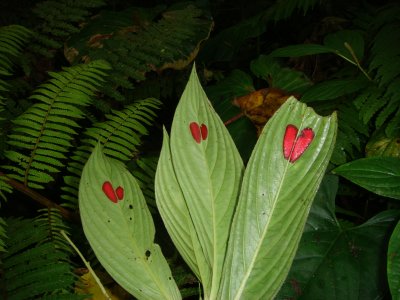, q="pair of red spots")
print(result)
[189,122,208,144]
[283,124,314,163]
[189,121,314,163]
[102,124,313,202]
[190,121,314,163]
[102,181,124,203]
